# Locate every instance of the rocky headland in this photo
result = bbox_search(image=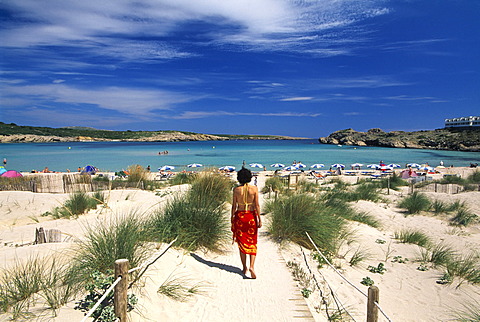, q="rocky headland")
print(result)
[319,128,480,152]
